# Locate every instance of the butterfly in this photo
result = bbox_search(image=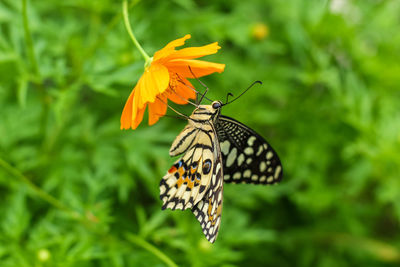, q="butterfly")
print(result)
[160,99,283,243]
